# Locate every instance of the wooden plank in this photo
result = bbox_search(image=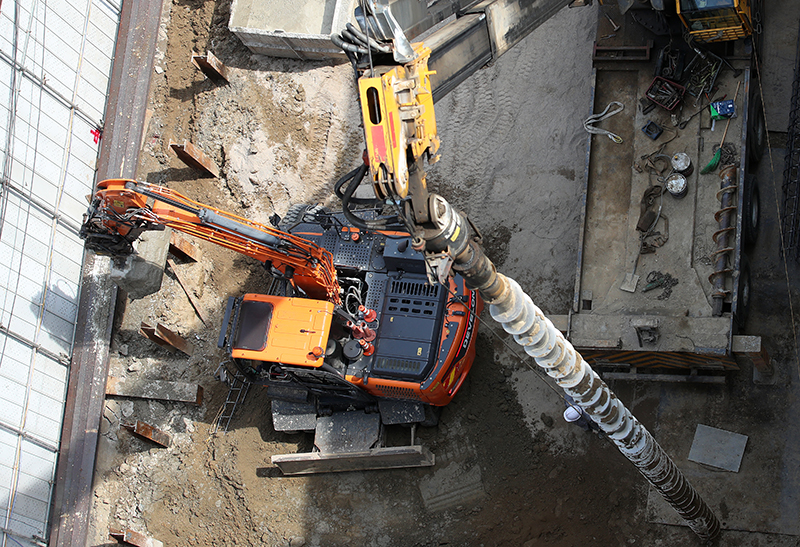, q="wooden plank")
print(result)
[169,140,219,177]
[167,259,207,326]
[109,528,164,547]
[271,446,435,475]
[191,50,228,82]
[139,108,153,151]
[139,321,194,355]
[106,376,204,405]
[601,372,726,384]
[122,420,172,447]
[169,232,202,262]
